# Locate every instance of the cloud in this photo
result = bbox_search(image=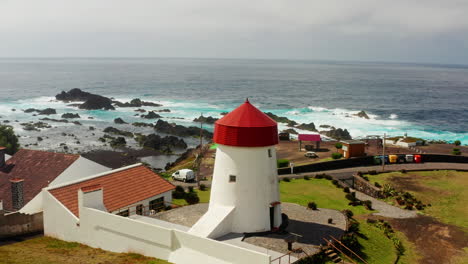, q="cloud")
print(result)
[0,0,467,62]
